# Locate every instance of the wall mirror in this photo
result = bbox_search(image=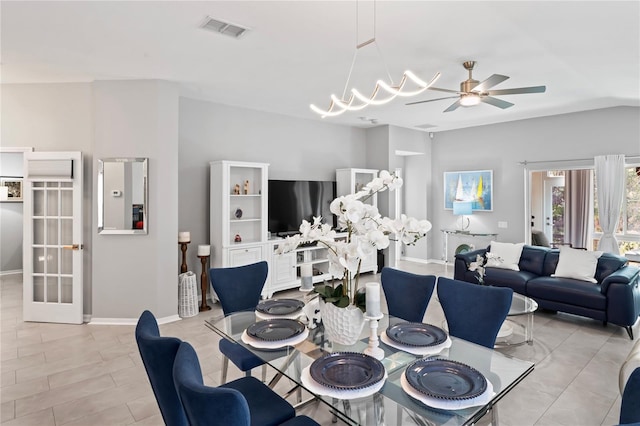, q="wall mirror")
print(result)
[98,158,148,235]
